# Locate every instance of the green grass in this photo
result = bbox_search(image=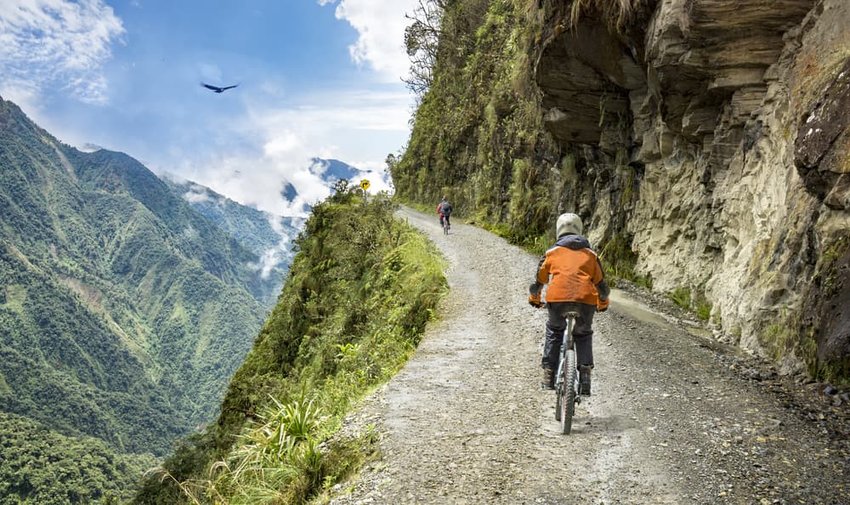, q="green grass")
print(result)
[667,287,691,310]
[666,286,712,321]
[136,188,447,504]
[695,297,712,322]
[2,284,26,313]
